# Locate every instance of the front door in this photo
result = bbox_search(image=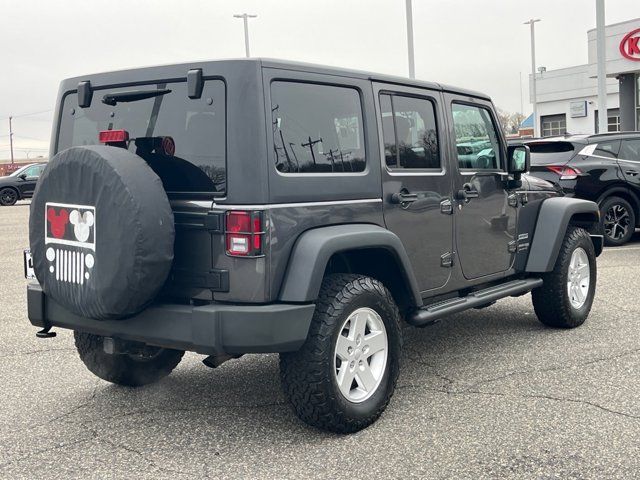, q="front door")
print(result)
[445,96,517,280]
[17,164,44,198]
[377,84,453,292]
